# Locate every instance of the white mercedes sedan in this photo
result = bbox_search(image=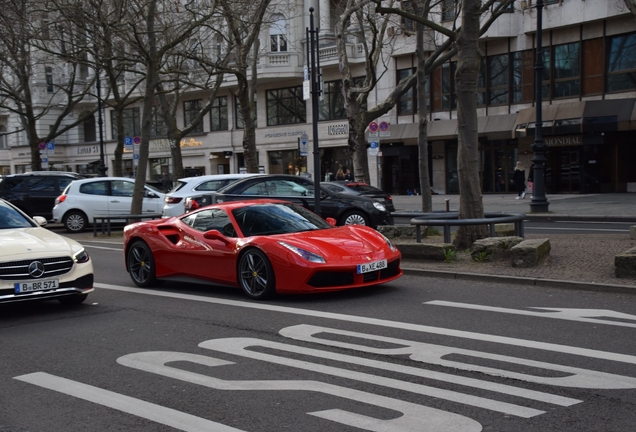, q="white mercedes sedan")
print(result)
[0,199,94,305]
